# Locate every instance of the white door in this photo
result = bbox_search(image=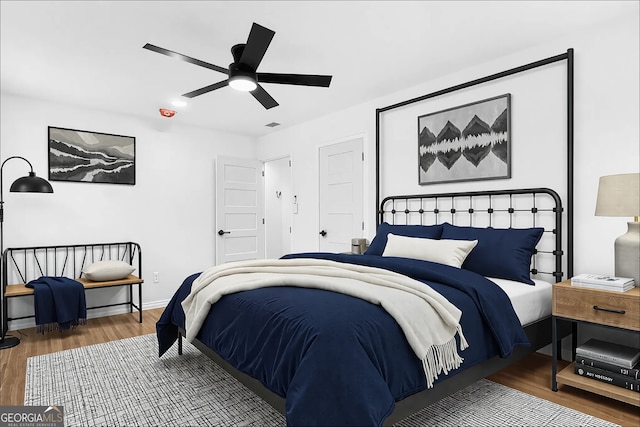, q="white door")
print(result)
[215,156,265,264]
[318,137,364,253]
[264,156,292,259]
